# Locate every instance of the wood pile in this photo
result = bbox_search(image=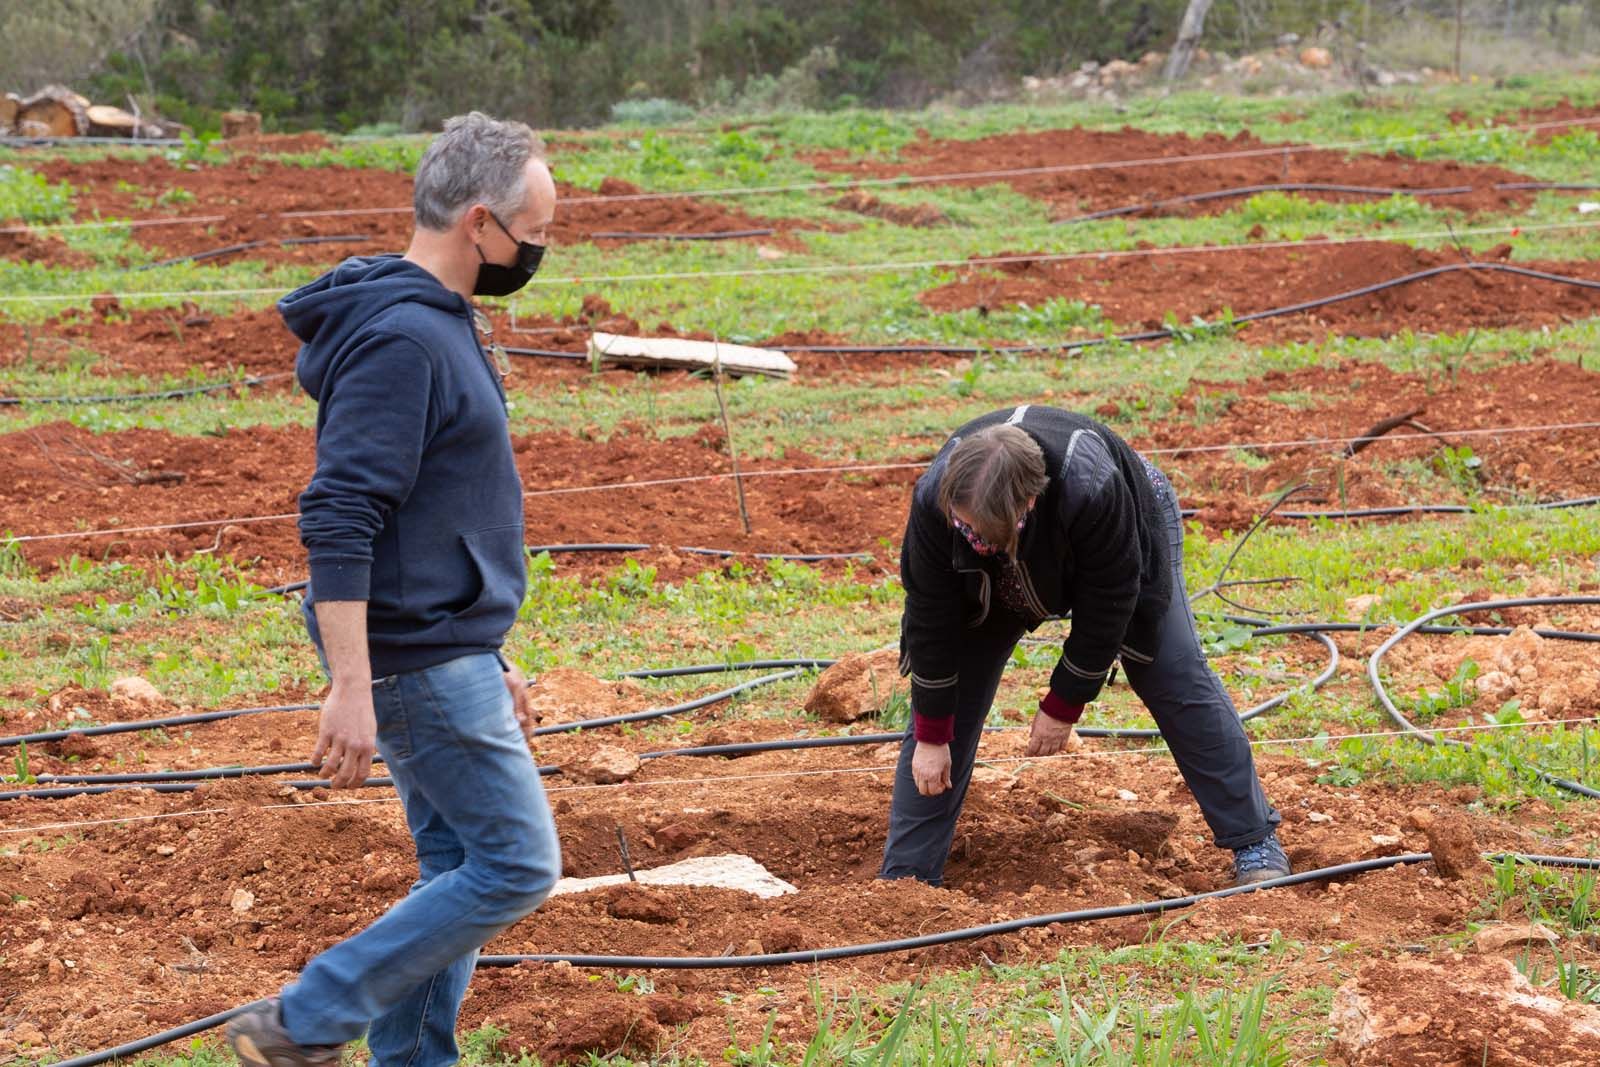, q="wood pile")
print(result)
[2,84,175,140]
